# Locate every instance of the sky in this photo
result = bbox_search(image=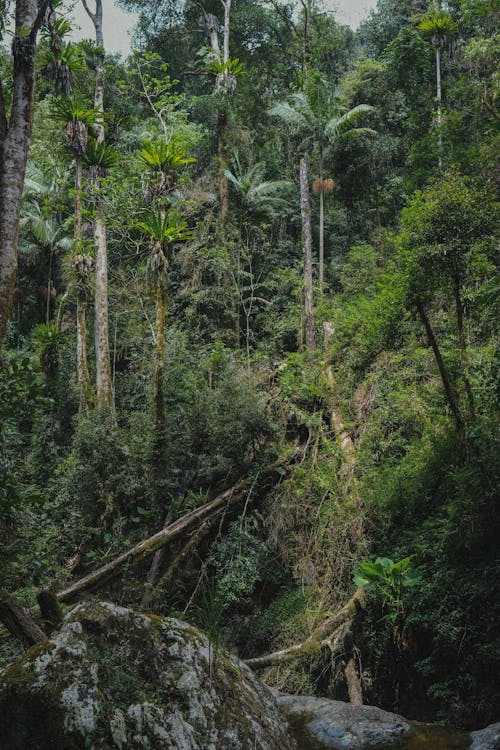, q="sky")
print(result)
[68,0,379,56]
